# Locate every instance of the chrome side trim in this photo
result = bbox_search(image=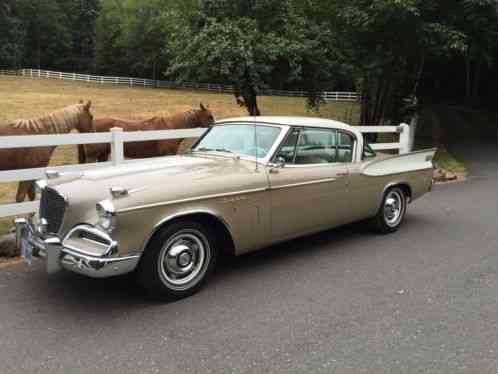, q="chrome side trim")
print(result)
[118,187,268,213]
[270,178,338,190]
[283,163,345,168]
[141,209,234,252]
